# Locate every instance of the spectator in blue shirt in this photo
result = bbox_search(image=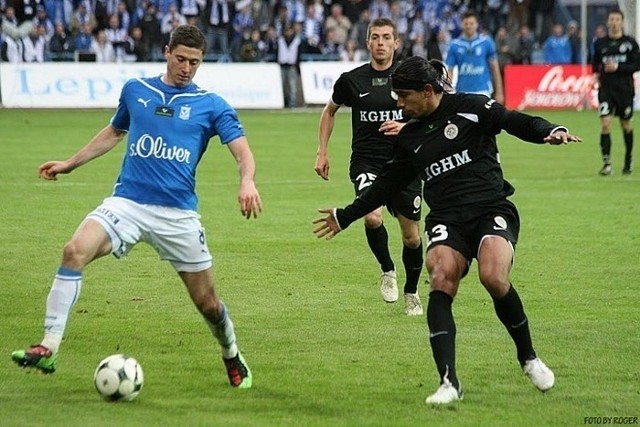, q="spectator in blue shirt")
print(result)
[543,24,572,64]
